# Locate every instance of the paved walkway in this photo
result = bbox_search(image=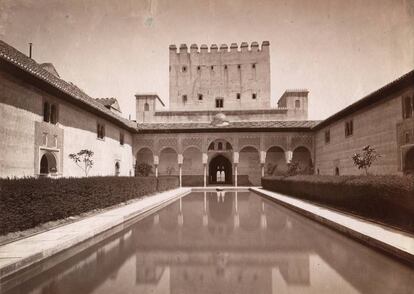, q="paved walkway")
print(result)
[0,187,191,279]
[251,187,414,264]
